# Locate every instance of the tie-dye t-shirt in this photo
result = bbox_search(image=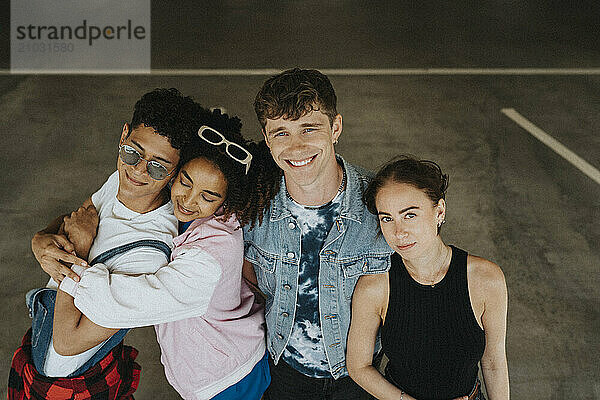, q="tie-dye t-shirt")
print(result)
[281,190,344,378]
